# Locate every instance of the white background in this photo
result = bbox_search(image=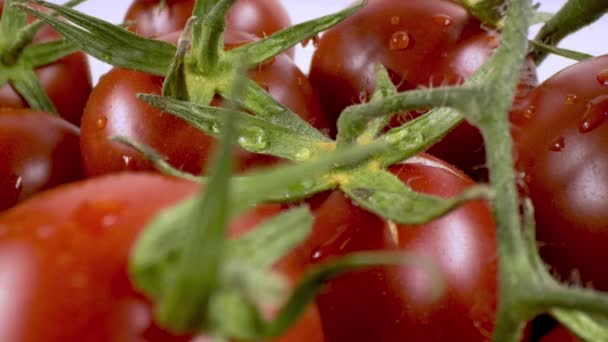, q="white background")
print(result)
[48,0,608,83]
